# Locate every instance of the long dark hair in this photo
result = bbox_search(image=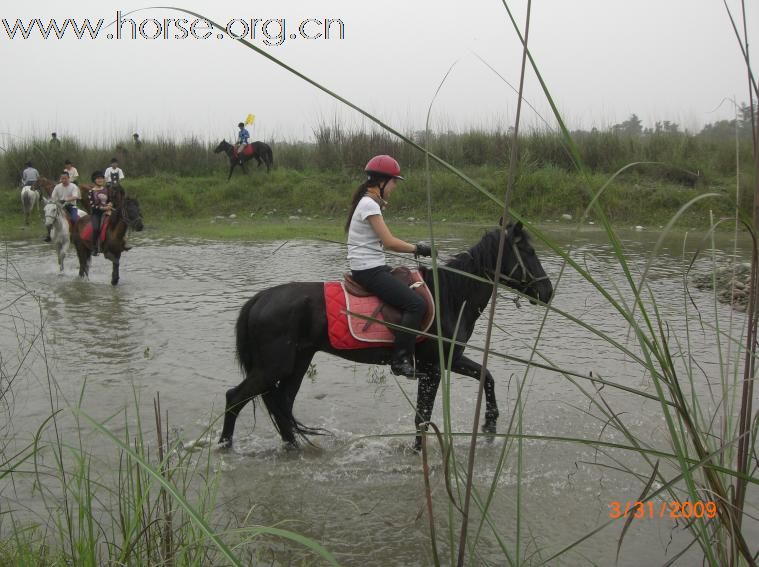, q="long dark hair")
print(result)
[344,174,390,232]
